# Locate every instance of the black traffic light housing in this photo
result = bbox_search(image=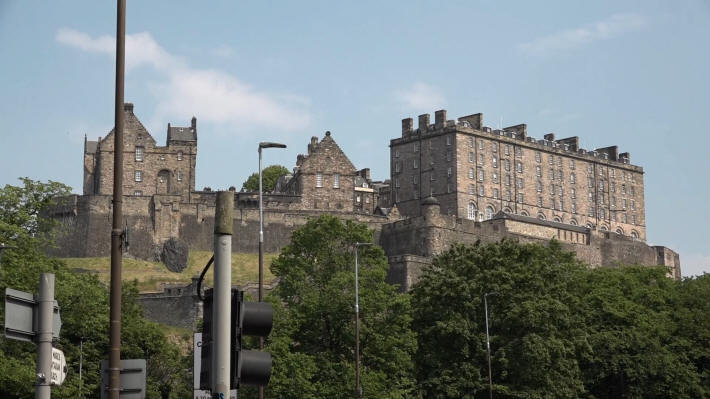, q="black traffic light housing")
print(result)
[200,288,274,391]
[231,289,274,387]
